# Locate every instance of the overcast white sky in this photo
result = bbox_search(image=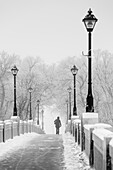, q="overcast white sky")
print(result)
[0,0,113,64]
